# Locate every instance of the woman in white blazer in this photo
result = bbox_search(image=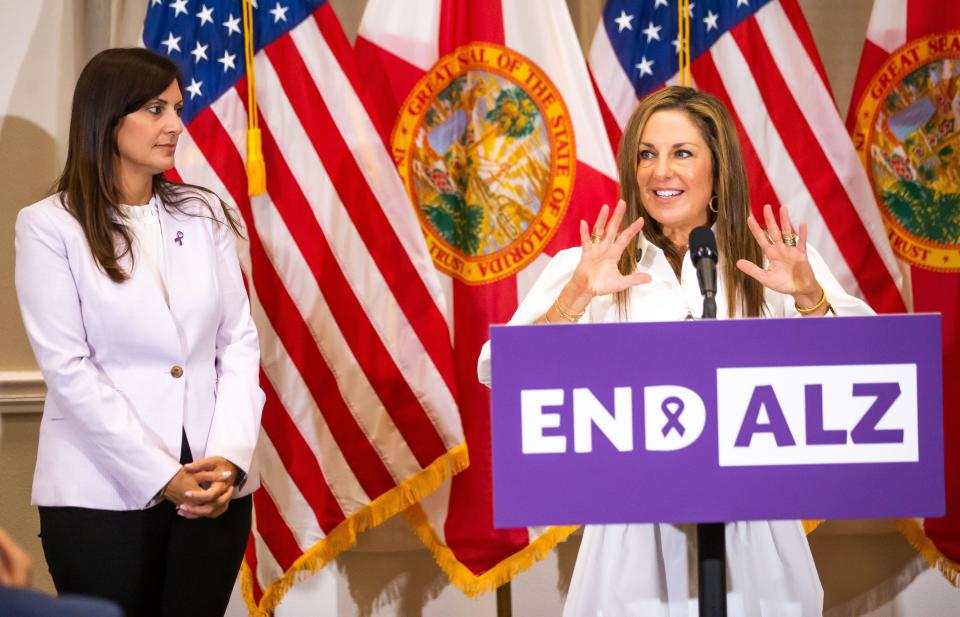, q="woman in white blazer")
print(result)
[14,48,264,617]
